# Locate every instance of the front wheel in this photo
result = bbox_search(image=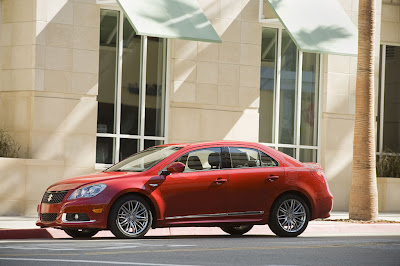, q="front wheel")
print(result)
[268,194,310,237]
[108,195,153,238]
[63,228,99,238]
[220,225,254,235]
